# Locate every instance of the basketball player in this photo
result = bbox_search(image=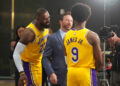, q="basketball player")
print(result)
[13,8,50,86]
[64,3,103,86]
